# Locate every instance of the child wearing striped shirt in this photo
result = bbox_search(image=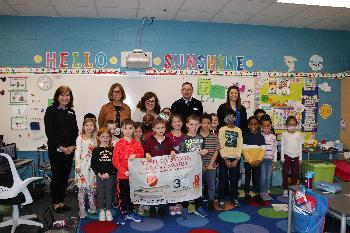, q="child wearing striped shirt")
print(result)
[260,115,277,201]
[199,114,220,211]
